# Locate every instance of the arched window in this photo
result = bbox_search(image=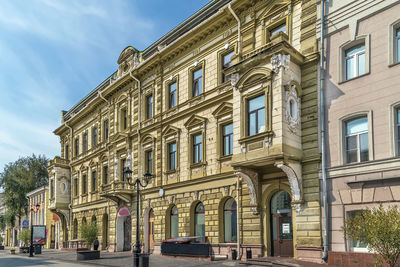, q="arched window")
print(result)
[73,219,78,239]
[170,206,179,238]
[194,202,205,237]
[224,198,237,242]
[271,191,292,214]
